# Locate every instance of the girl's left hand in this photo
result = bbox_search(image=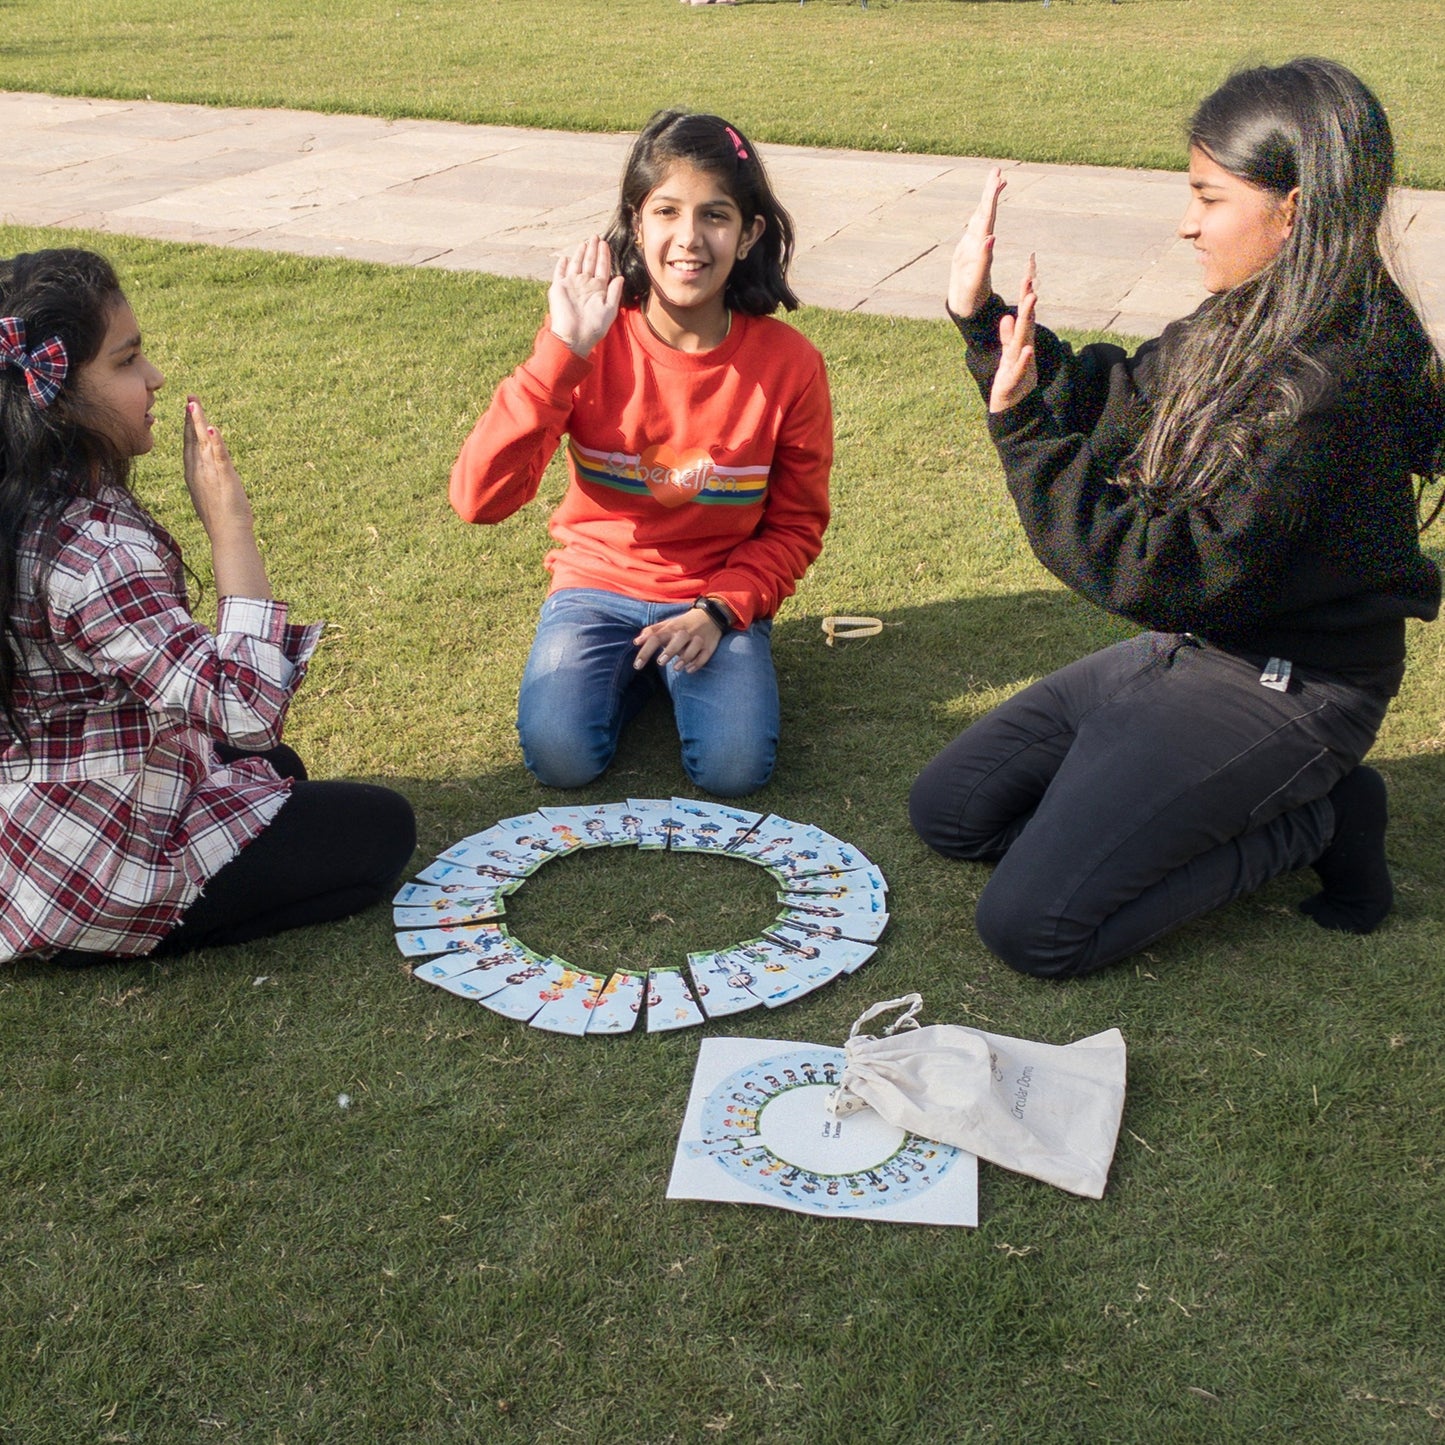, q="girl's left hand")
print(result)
[989,255,1039,413]
[633,609,725,675]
